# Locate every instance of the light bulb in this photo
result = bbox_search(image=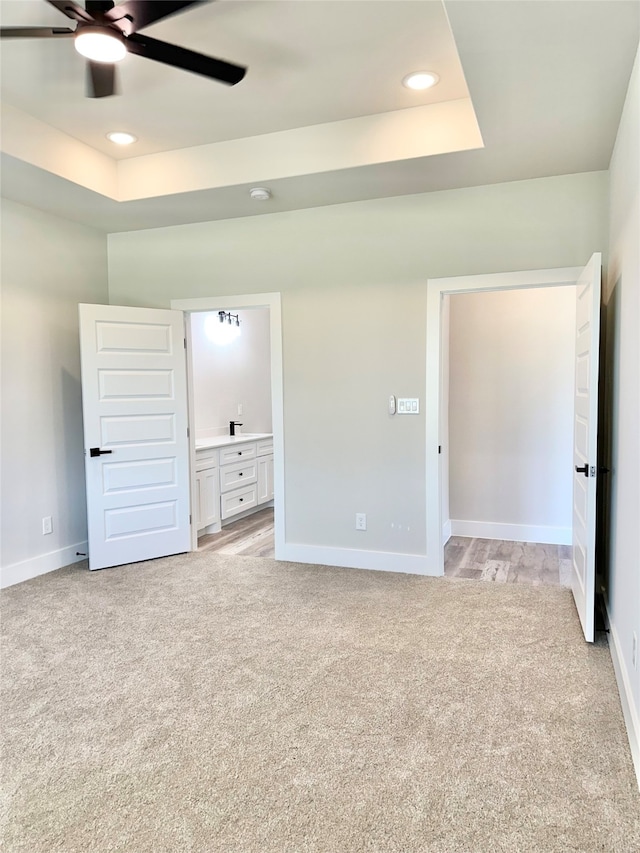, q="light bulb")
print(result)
[75,28,126,63]
[206,315,241,345]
